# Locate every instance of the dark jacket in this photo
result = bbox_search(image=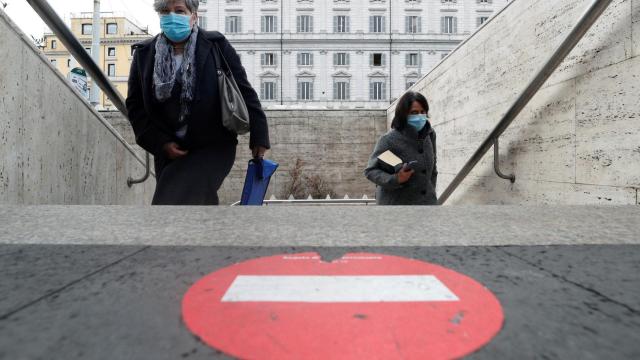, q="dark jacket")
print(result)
[364,125,438,205]
[126,29,270,157]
